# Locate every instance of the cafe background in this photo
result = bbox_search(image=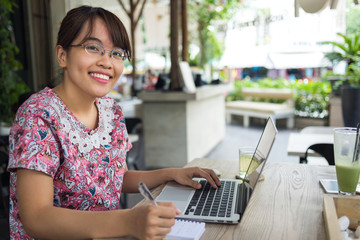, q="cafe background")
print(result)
[1,0,359,193]
[0,0,359,173]
[0,0,360,238]
[1,0,359,130]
